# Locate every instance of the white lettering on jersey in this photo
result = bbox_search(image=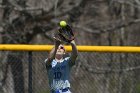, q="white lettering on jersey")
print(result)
[51,80,70,90]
